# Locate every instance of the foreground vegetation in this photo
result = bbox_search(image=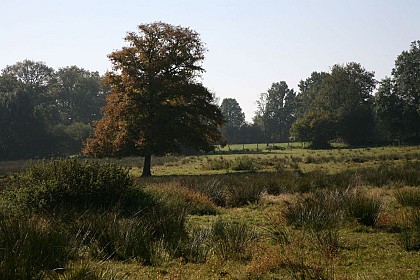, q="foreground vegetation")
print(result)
[0,145,419,279]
